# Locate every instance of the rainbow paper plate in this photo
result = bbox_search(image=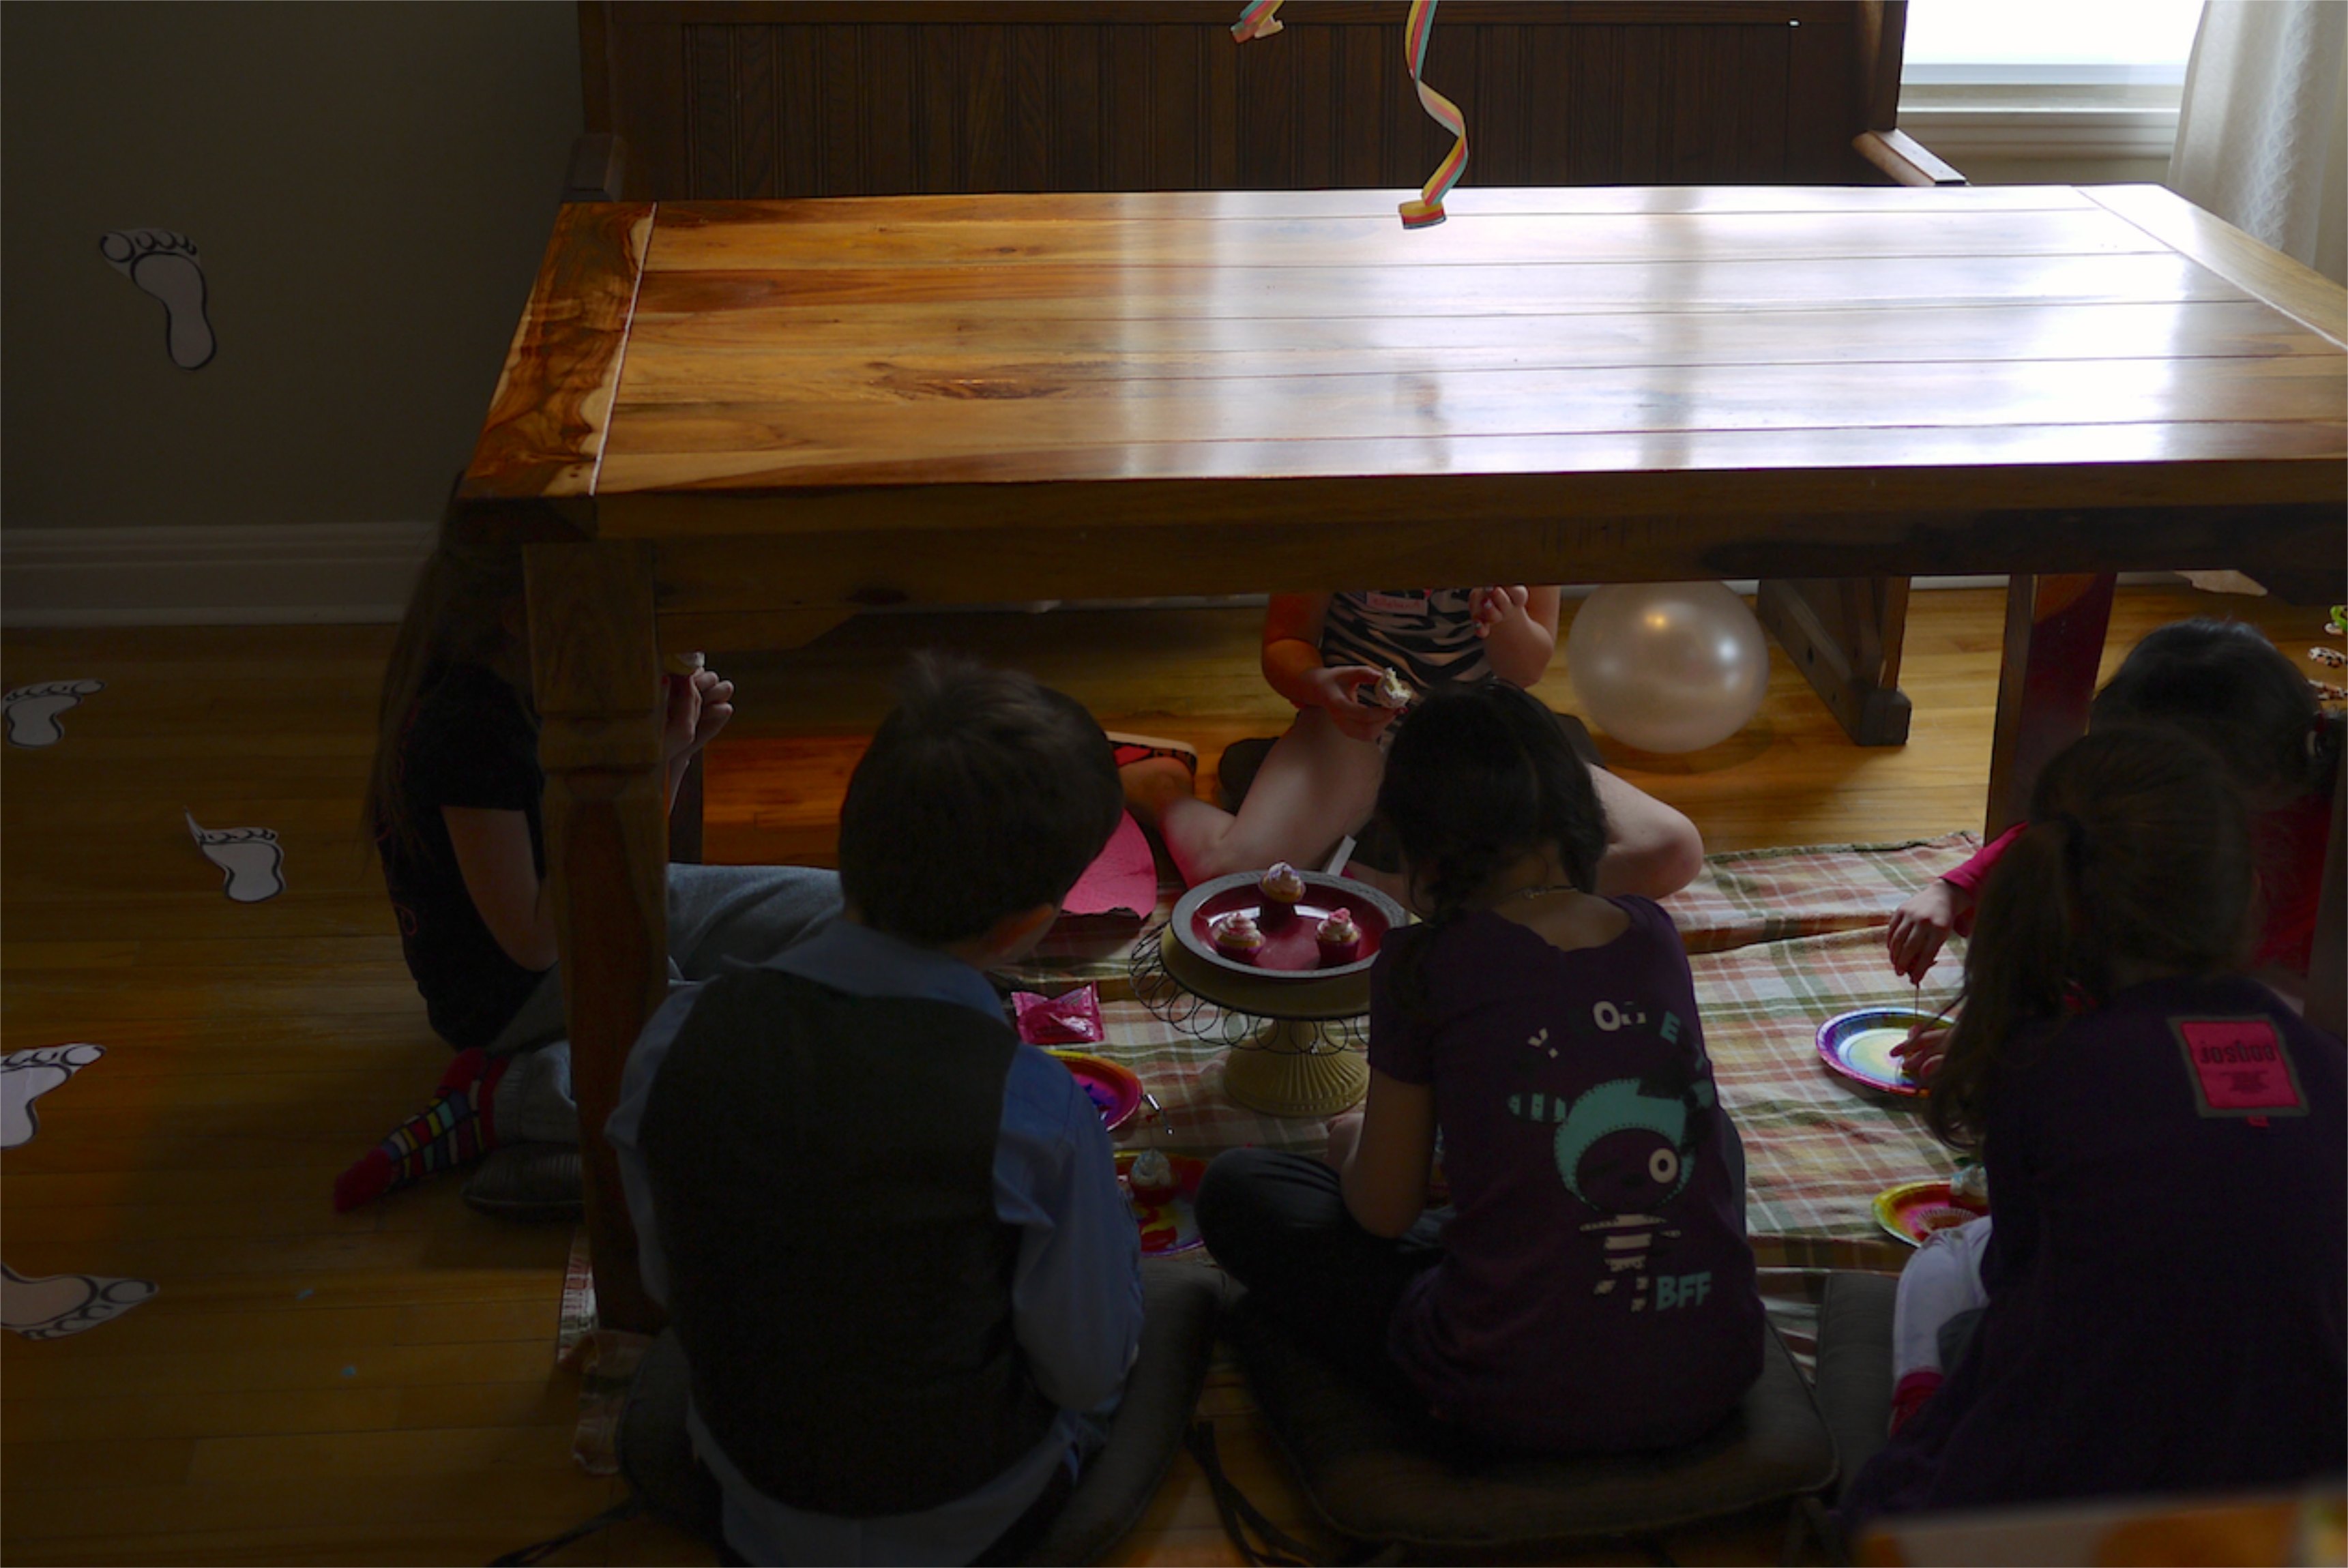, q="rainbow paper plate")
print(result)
[1875,1179,1989,1247]
[1817,1007,1938,1097]
[1117,1151,1207,1256]
[1051,1052,1143,1133]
